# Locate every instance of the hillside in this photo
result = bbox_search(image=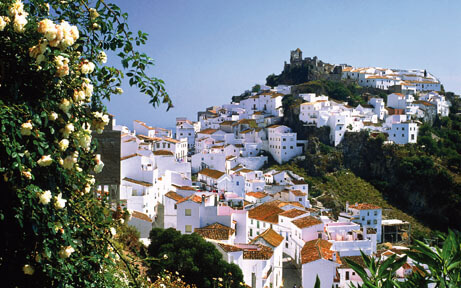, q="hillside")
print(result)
[275,81,461,238]
[267,161,432,239]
